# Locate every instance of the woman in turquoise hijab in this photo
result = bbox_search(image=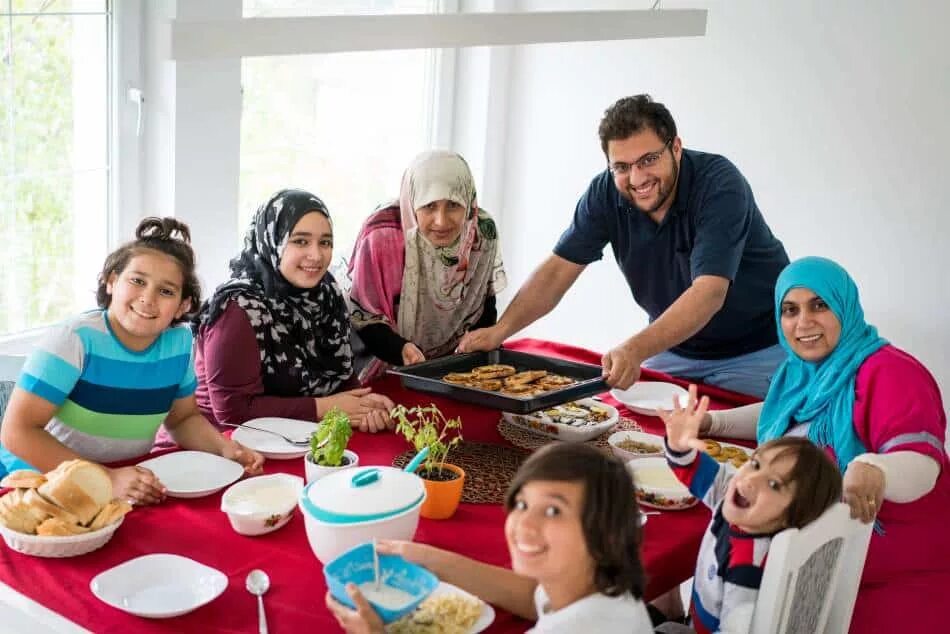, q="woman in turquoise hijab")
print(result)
[685,256,950,631]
